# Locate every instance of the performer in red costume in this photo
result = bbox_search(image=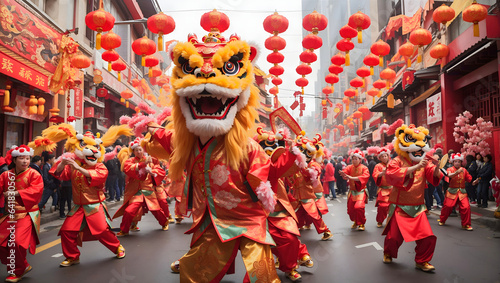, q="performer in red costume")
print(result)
[383,124,442,272]
[114,138,168,236]
[373,147,393,228]
[438,153,473,231]
[0,145,43,283]
[340,149,370,231]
